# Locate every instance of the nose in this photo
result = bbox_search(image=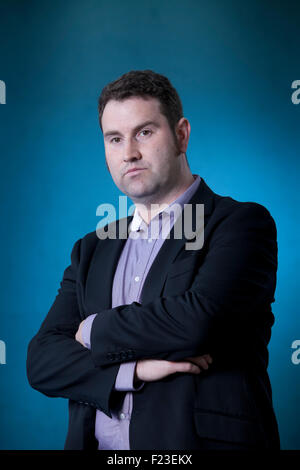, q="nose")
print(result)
[123,138,142,162]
